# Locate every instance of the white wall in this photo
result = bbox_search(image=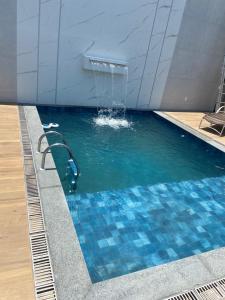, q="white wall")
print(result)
[17,0,39,103]
[160,0,225,112]
[17,0,186,109]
